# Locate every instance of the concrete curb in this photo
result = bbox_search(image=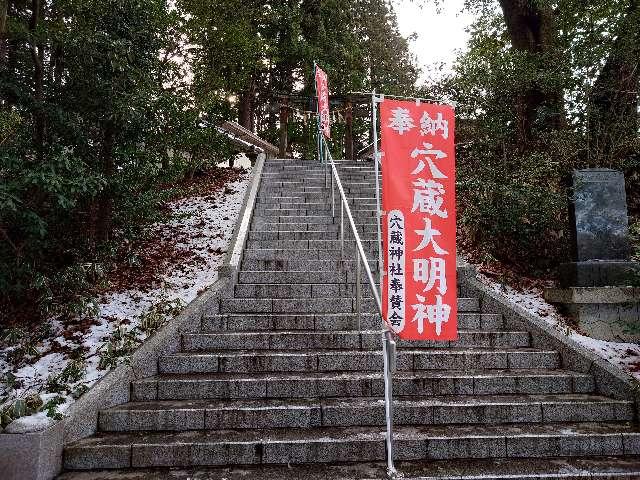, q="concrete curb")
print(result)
[460,273,640,416]
[220,153,266,283]
[0,155,268,480]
